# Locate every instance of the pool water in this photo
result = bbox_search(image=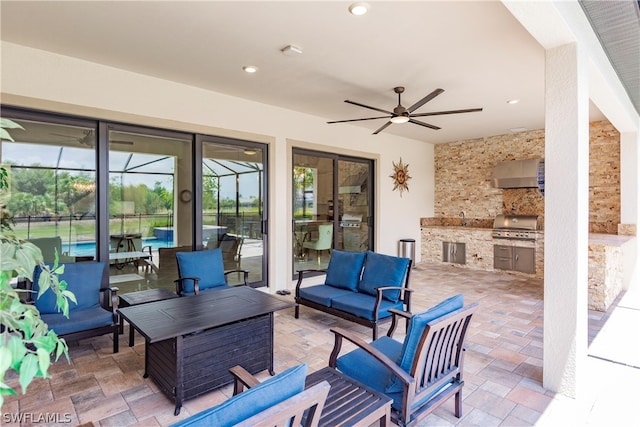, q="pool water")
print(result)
[64,238,171,257]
